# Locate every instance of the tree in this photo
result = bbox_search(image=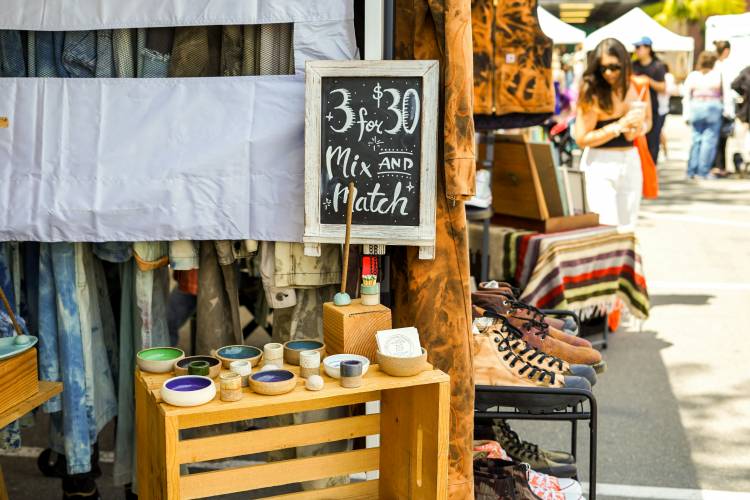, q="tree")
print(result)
[654,0,745,25]
[652,0,745,54]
